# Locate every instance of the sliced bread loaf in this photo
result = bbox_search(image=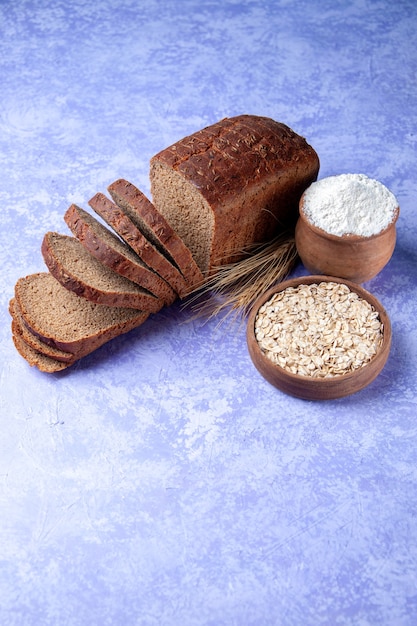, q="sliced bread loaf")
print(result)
[107,178,204,289]
[150,114,320,274]
[14,272,149,356]
[64,204,177,306]
[88,192,190,298]
[41,232,163,312]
